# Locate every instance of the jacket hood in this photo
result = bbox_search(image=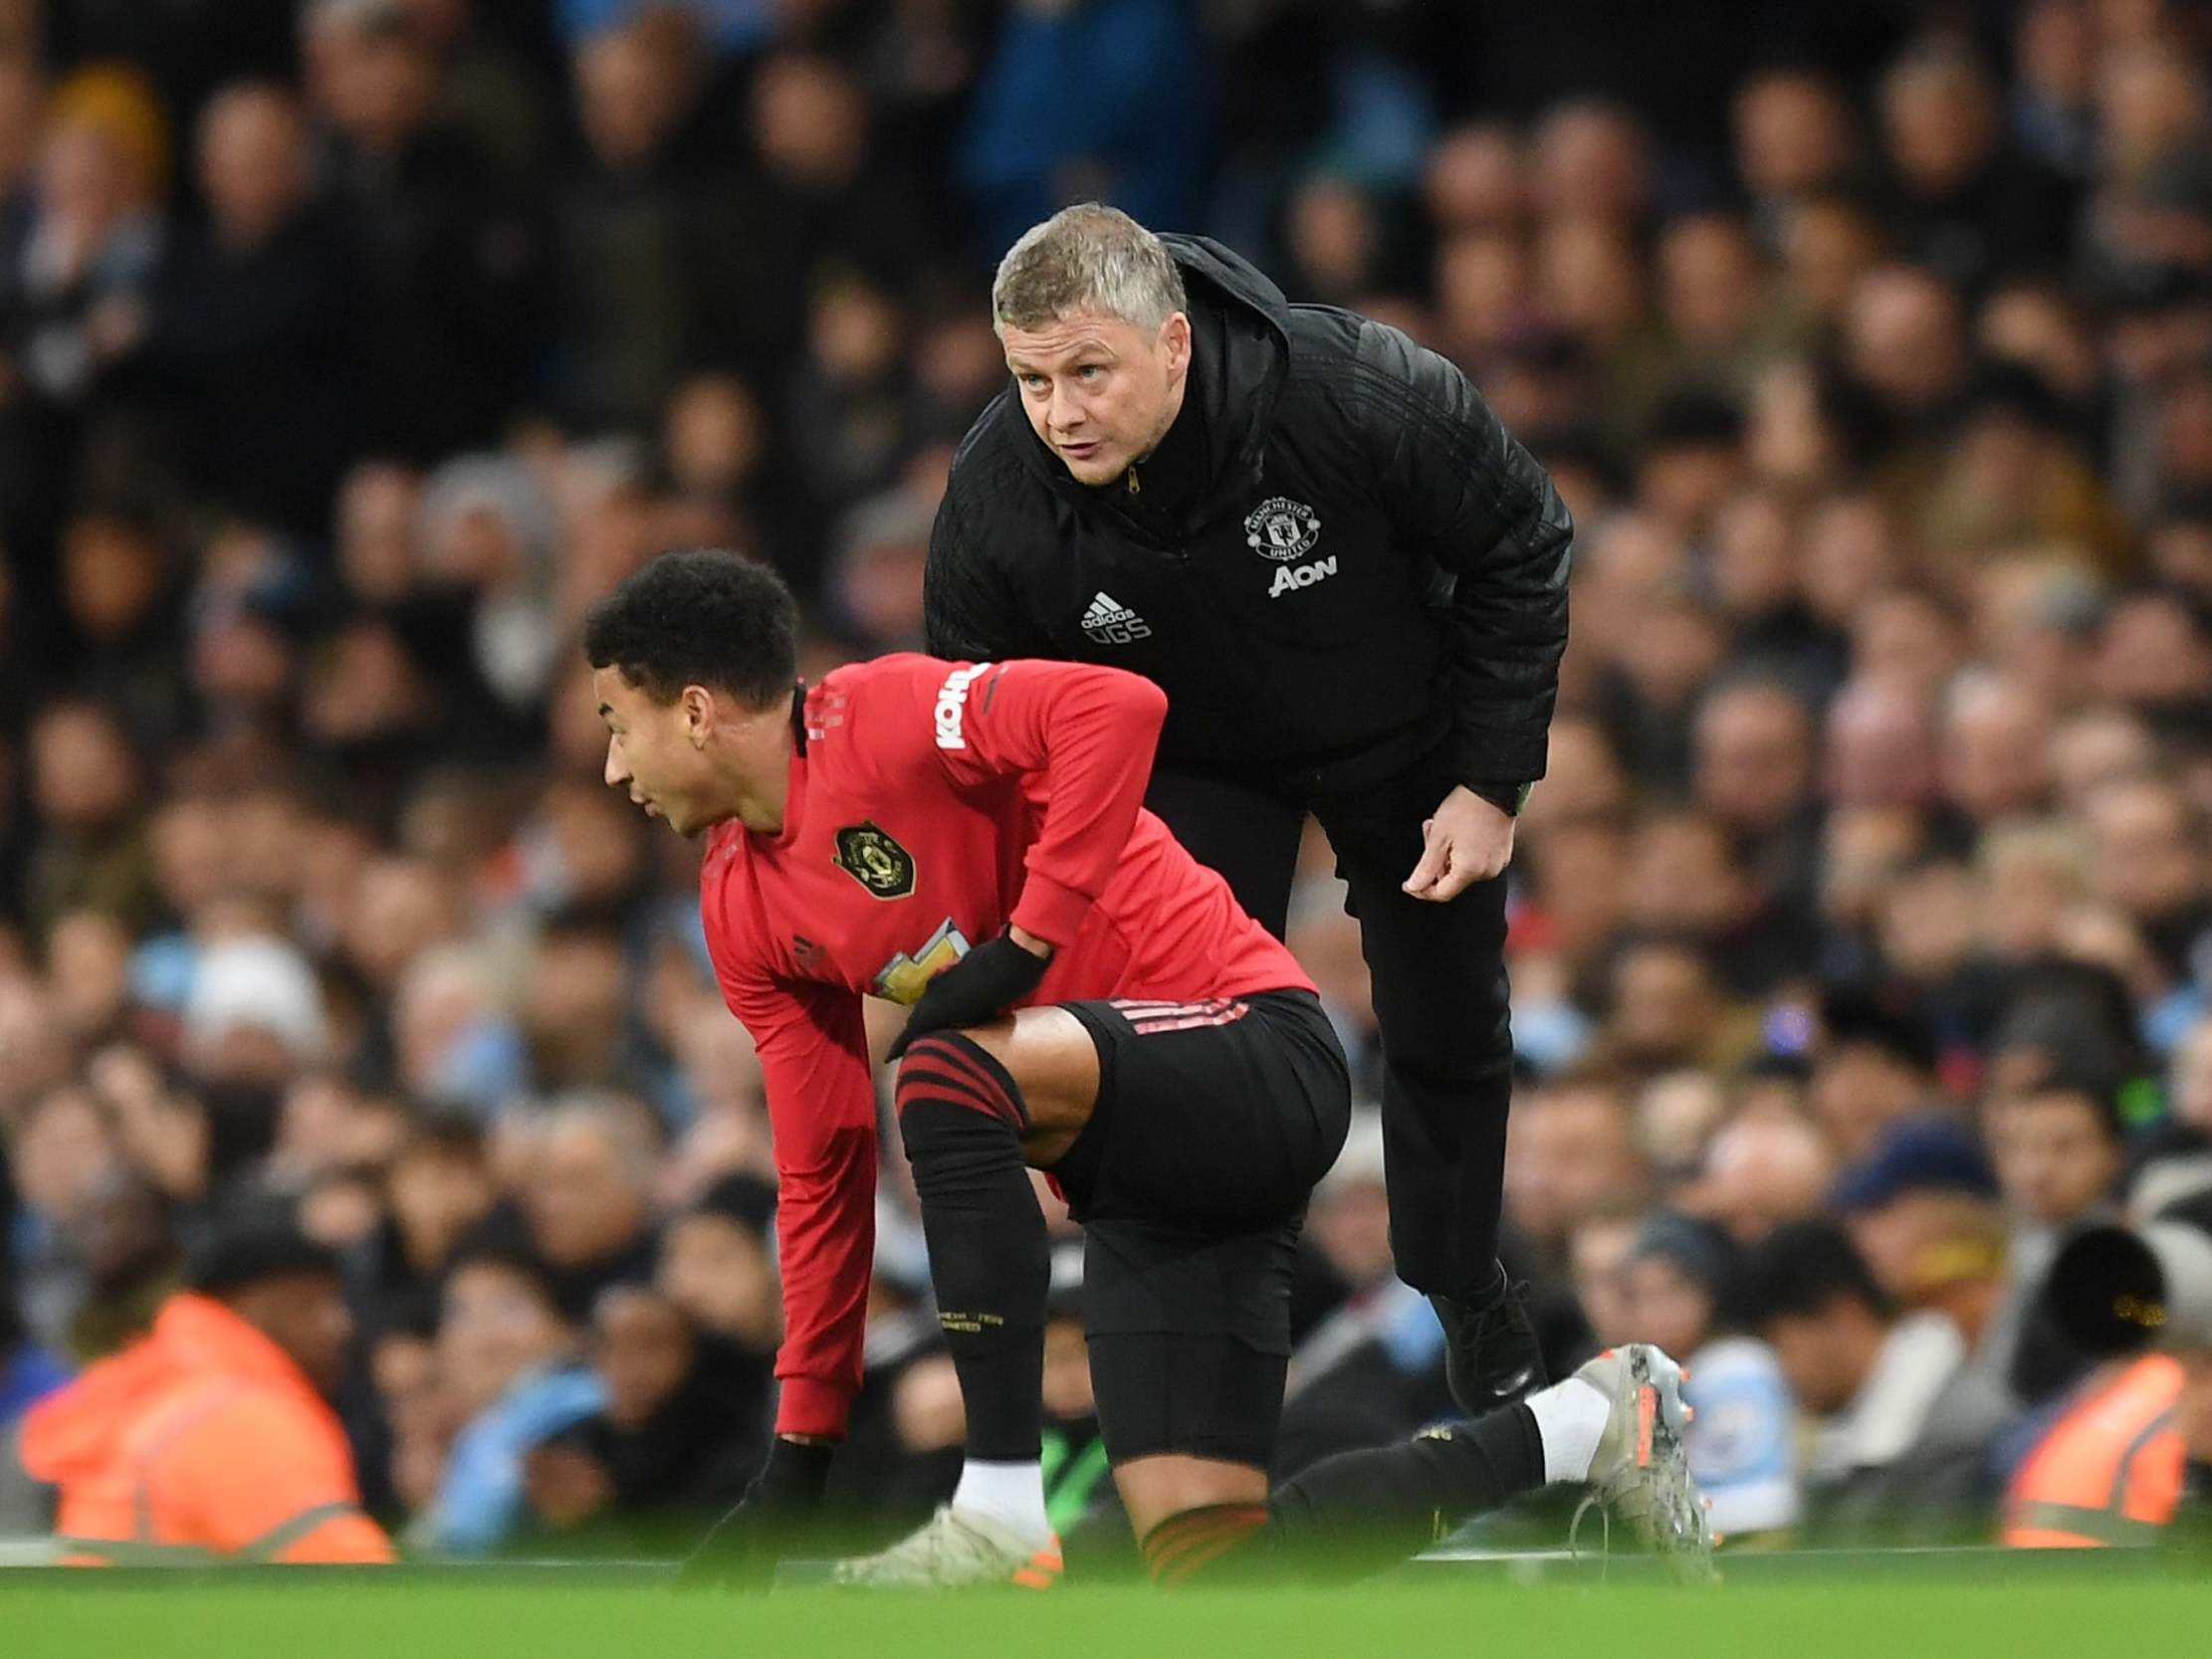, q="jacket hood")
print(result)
[995,233,1292,506]
[19,1294,309,1484]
